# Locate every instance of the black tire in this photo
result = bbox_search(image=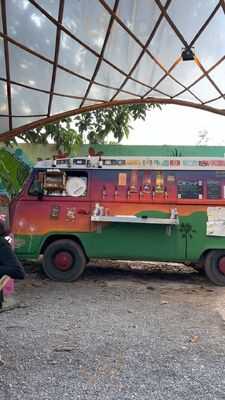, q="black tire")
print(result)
[43,239,86,282]
[205,250,225,286]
